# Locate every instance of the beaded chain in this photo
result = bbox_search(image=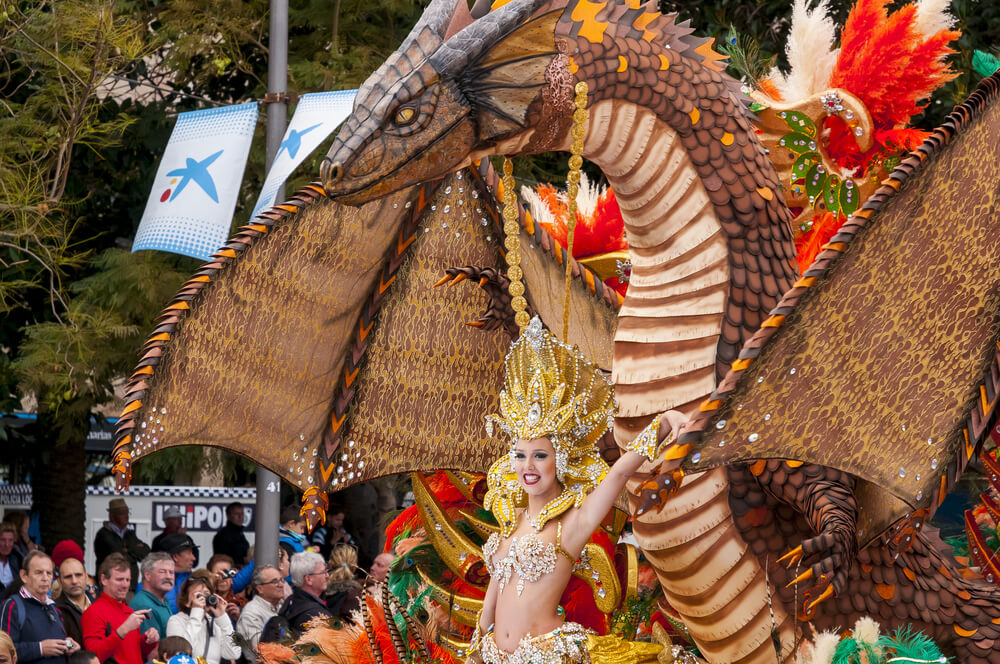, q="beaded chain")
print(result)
[562,81,589,340]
